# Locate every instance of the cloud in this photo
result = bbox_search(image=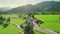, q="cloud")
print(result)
[0,4,7,7]
[0,0,60,8]
[0,0,30,8]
